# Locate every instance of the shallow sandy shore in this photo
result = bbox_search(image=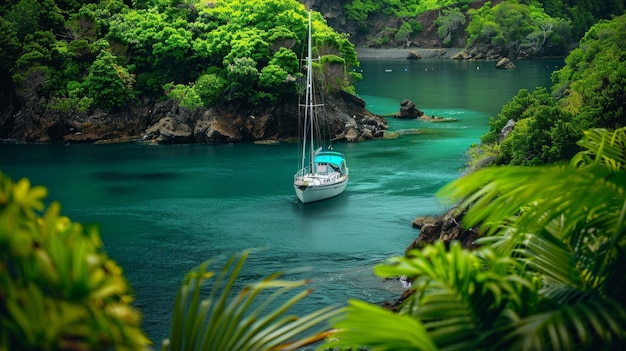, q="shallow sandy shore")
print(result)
[356,47,464,59]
